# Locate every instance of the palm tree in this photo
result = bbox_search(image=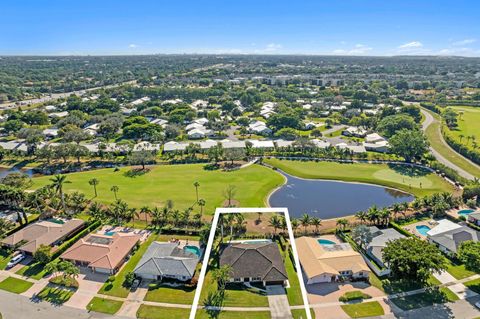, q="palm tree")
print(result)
[300,213,311,234]
[379,208,391,226]
[193,181,200,203]
[110,185,119,200]
[139,206,151,226]
[367,206,380,225]
[355,211,368,224]
[336,218,348,231]
[150,207,162,228]
[310,217,322,234]
[269,215,281,235]
[198,199,206,216]
[391,203,402,221]
[49,174,71,213]
[226,213,236,238]
[459,134,465,143]
[291,219,299,235]
[211,265,232,293]
[87,202,105,222]
[88,178,100,197]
